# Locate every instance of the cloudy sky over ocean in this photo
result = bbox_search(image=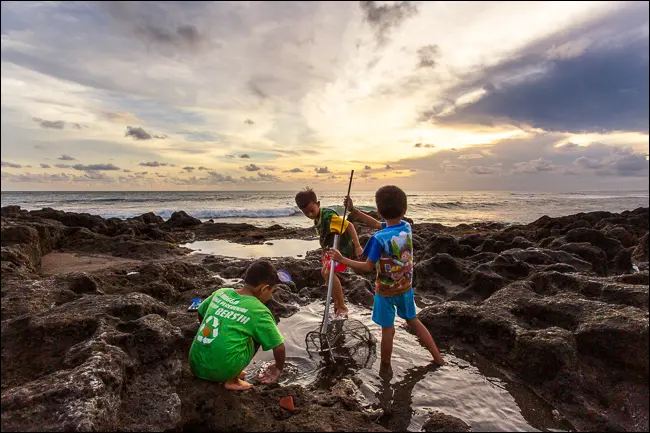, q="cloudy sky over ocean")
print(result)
[1,1,648,191]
